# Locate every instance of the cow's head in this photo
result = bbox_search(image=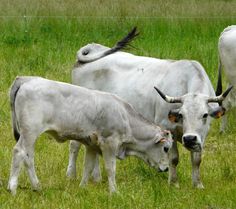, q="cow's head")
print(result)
[145,130,173,172]
[154,86,233,152]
